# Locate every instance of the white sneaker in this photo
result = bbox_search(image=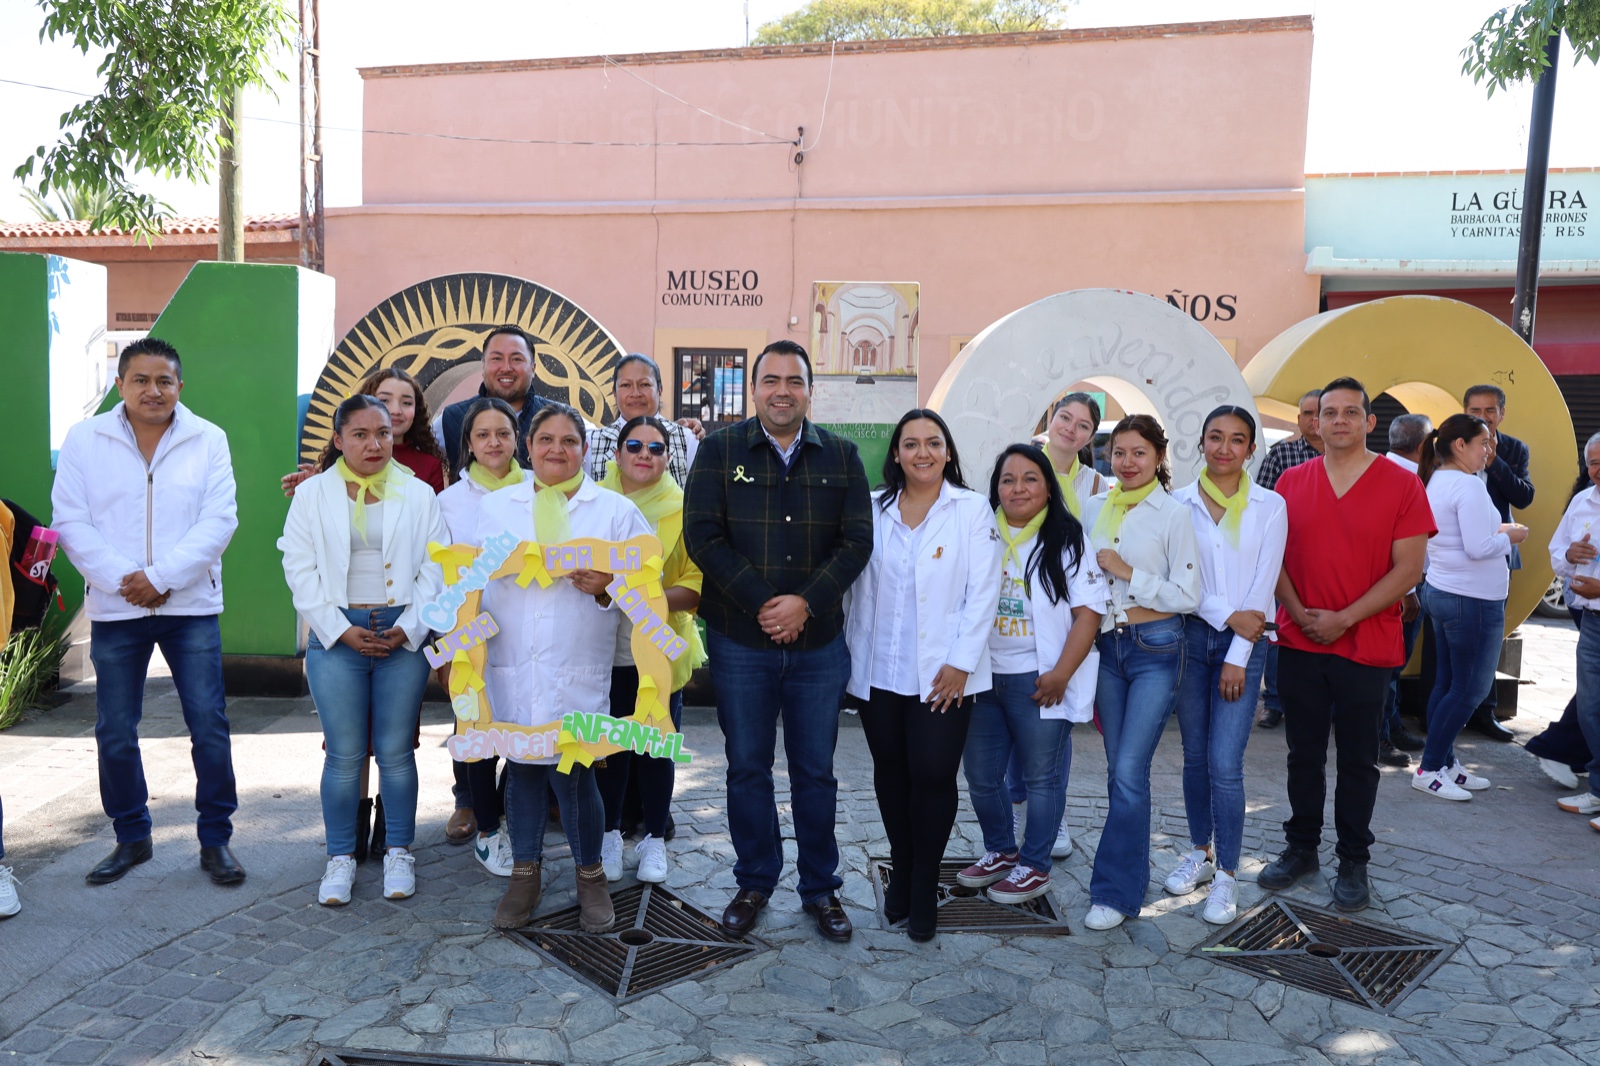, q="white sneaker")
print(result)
[1083,904,1125,930]
[1590,816,1600,833]
[0,866,19,918]
[382,849,416,899]
[601,829,625,882]
[635,834,669,883]
[1163,849,1215,895]
[1537,758,1580,790]
[1202,871,1237,925]
[318,855,357,906]
[1413,767,1471,801]
[1446,759,1490,791]
[474,830,513,877]
[1051,817,1073,859]
[1558,792,1600,815]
